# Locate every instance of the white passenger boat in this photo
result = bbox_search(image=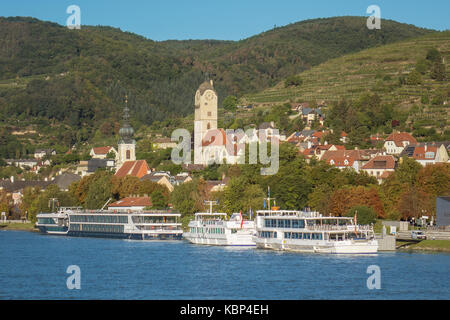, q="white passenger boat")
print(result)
[36,207,183,240]
[254,209,378,254]
[184,202,256,246]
